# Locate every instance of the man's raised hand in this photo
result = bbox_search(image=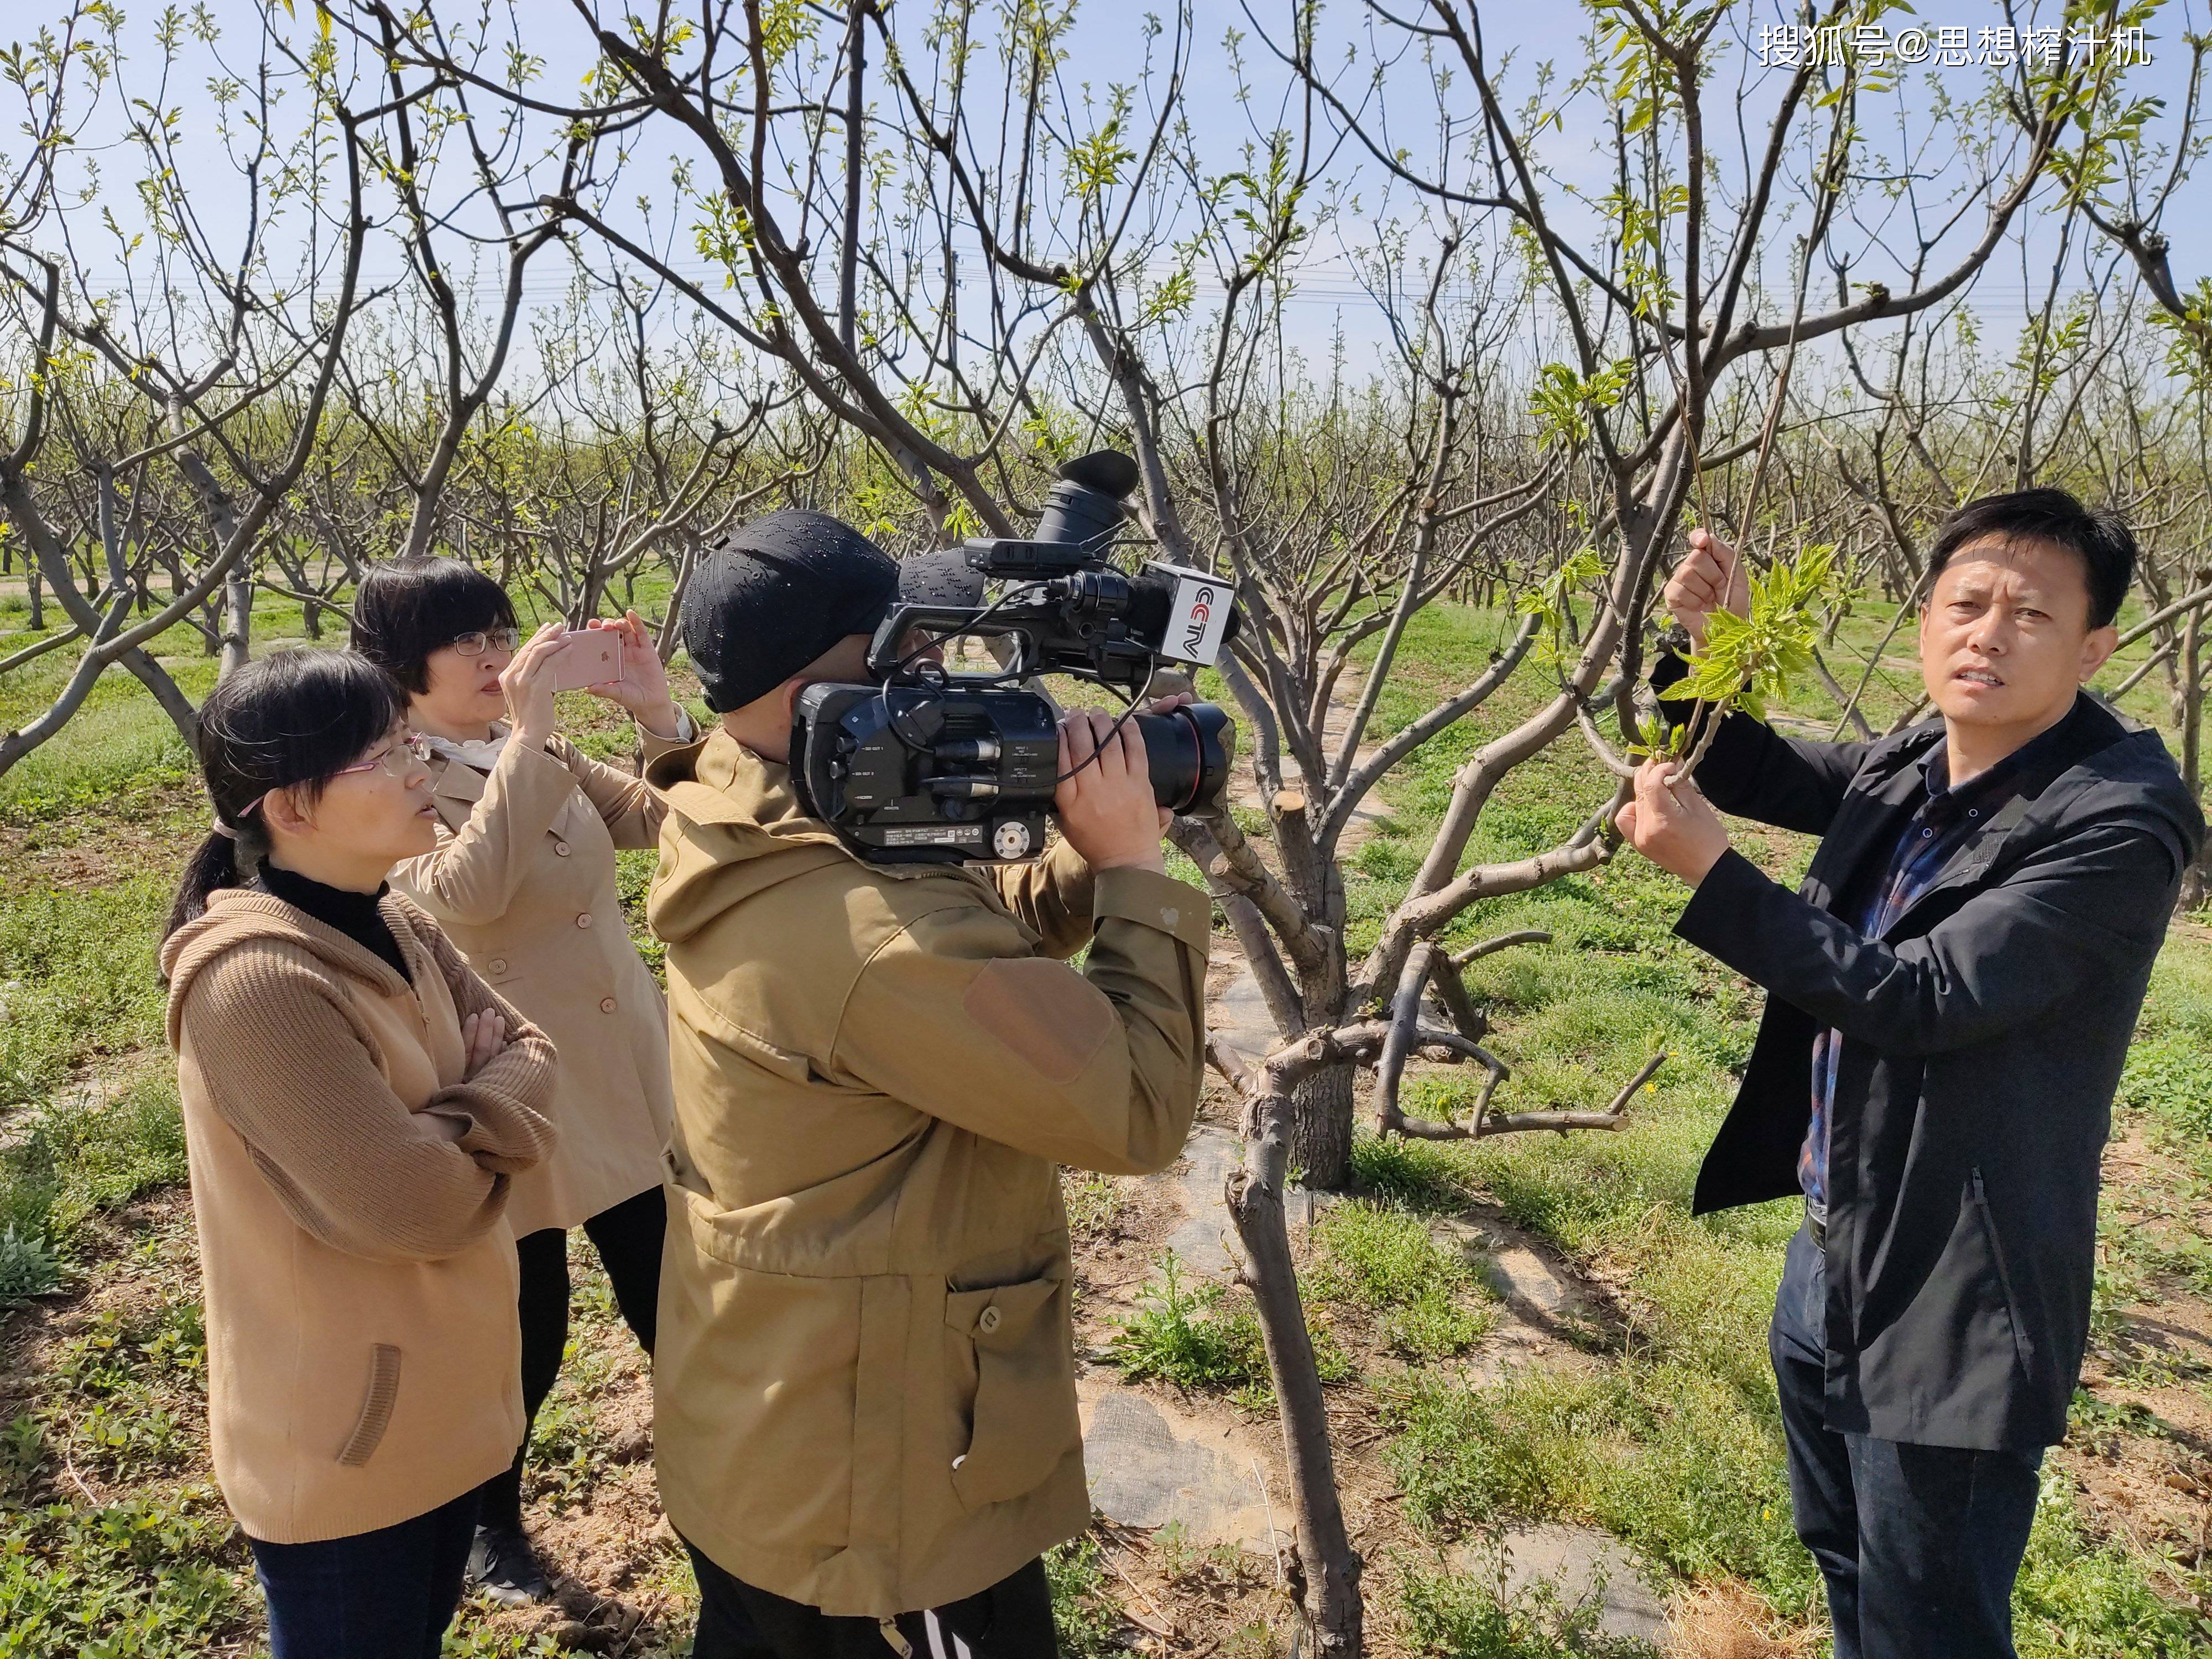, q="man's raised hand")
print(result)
[1665,528,1751,649]
[1614,758,1732,888]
